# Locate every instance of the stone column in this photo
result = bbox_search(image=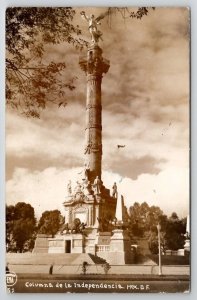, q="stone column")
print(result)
[79,45,110,182]
[68,207,72,224]
[91,205,94,226]
[88,206,92,226]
